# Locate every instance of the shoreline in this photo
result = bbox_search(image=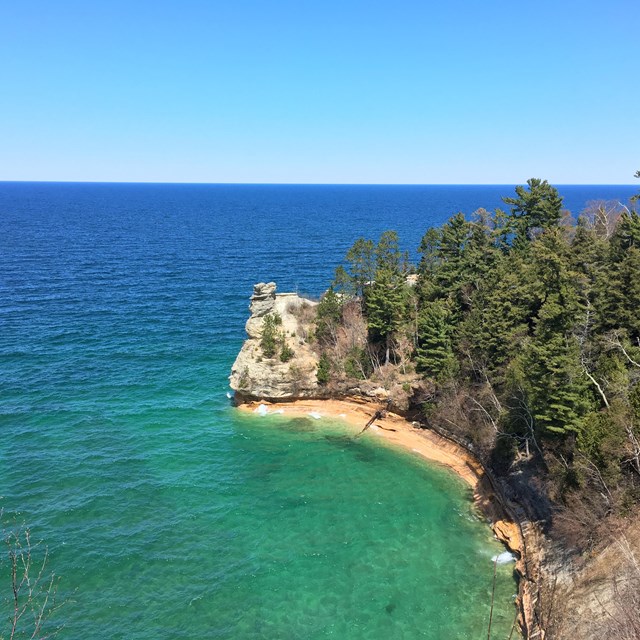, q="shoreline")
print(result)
[235,396,524,554]
[236,395,531,634]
